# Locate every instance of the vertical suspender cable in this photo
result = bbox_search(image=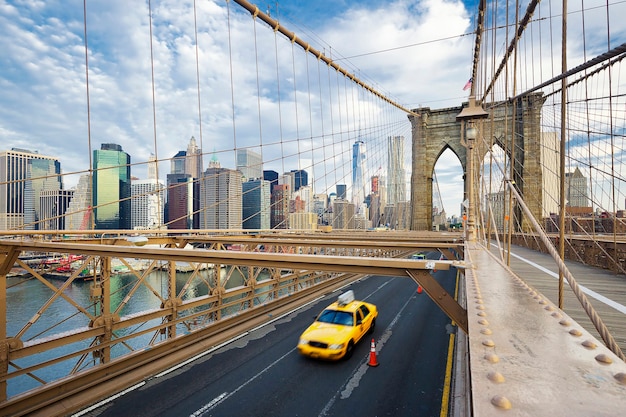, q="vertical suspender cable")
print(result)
[558,0,568,308]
